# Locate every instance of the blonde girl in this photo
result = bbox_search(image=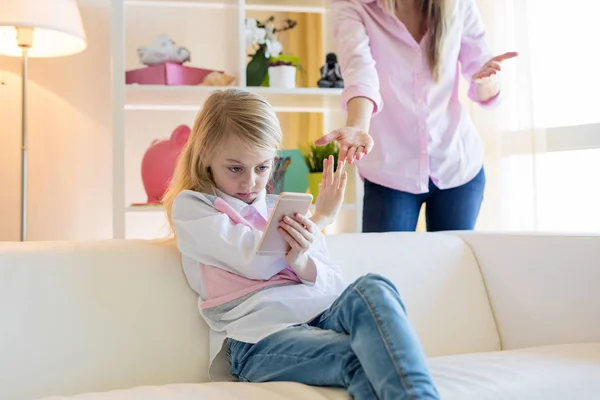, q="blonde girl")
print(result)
[164,88,439,399]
